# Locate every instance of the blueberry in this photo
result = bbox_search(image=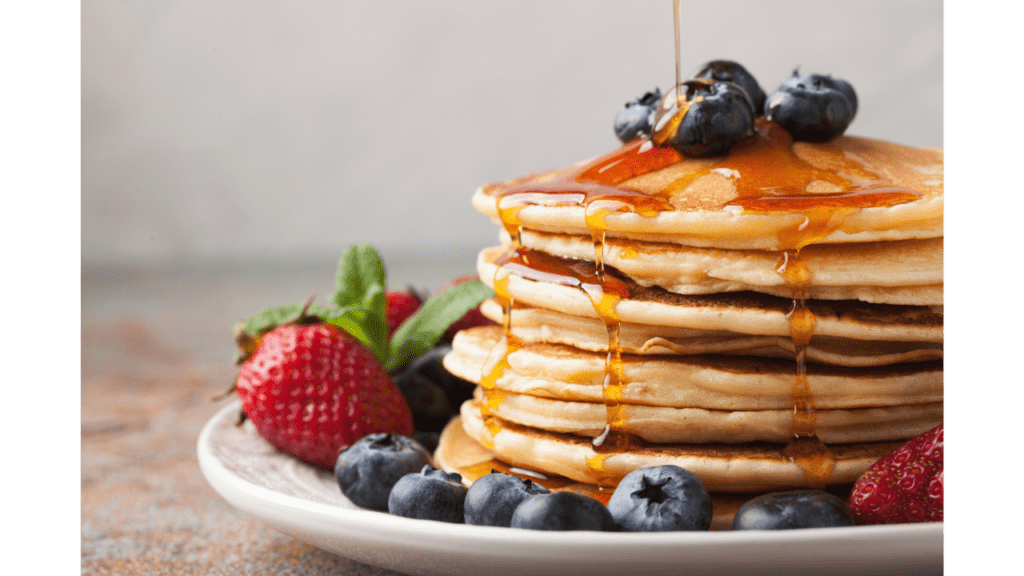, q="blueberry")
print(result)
[613,88,662,143]
[393,345,475,433]
[510,492,618,531]
[464,471,551,527]
[732,490,856,530]
[764,71,857,142]
[654,79,754,157]
[606,465,712,532]
[334,433,432,511]
[388,465,468,523]
[694,60,766,115]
